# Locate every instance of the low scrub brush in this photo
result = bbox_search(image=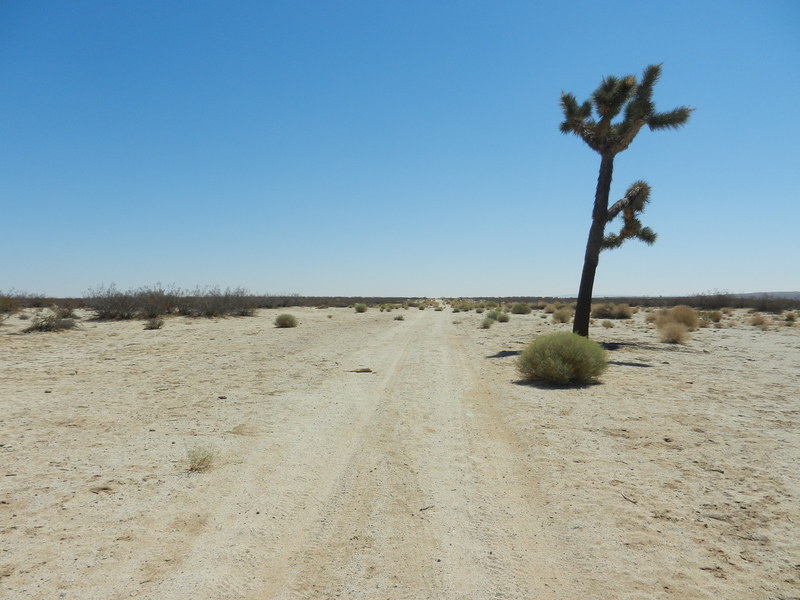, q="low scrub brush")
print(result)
[511,302,532,315]
[274,314,299,328]
[516,332,607,385]
[23,313,76,333]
